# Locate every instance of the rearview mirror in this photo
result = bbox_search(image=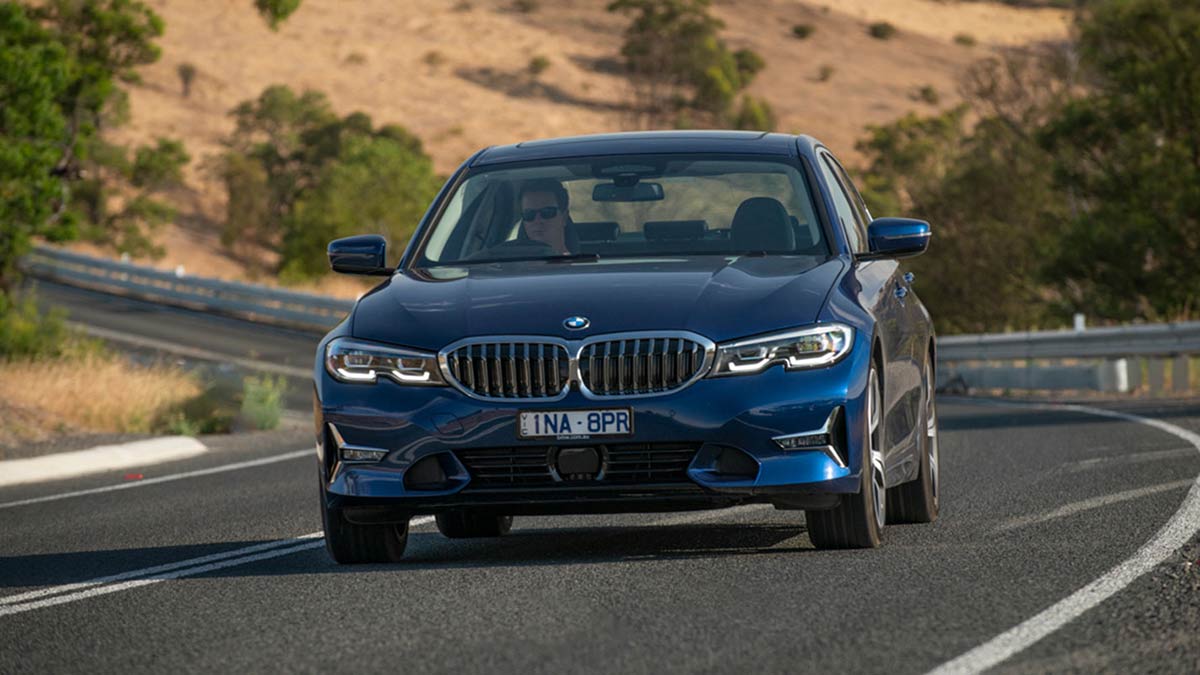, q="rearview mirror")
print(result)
[592,181,664,202]
[328,234,392,275]
[860,218,930,260]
